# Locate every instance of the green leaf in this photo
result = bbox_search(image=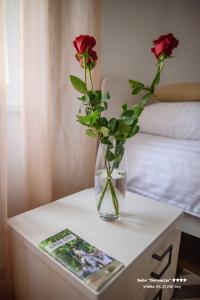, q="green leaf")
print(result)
[121,109,134,118]
[102,102,107,110]
[101,92,110,102]
[94,117,108,130]
[108,118,117,131]
[77,110,98,127]
[86,128,98,137]
[77,114,91,126]
[114,145,124,159]
[113,144,125,168]
[106,149,115,161]
[133,104,143,118]
[127,125,140,138]
[129,80,144,95]
[90,110,99,126]
[114,131,125,141]
[93,90,102,104]
[78,95,86,102]
[122,103,128,112]
[129,80,144,89]
[85,107,92,115]
[101,137,113,145]
[119,120,130,135]
[123,116,134,125]
[70,75,87,94]
[85,91,100,107]
[98,117,108,127]
[100,127,110,138]
[132,87,143,95]
[94,90,102,98]
[86,91,96,99]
